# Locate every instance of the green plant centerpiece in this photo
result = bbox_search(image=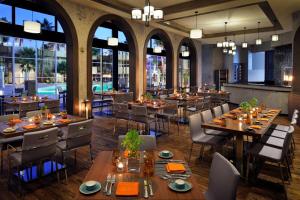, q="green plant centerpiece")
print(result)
[248,97,258,108]
[122,129,142,158]
[142,92,153,103]
[41,105,49,117]
[239,101,252,113]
